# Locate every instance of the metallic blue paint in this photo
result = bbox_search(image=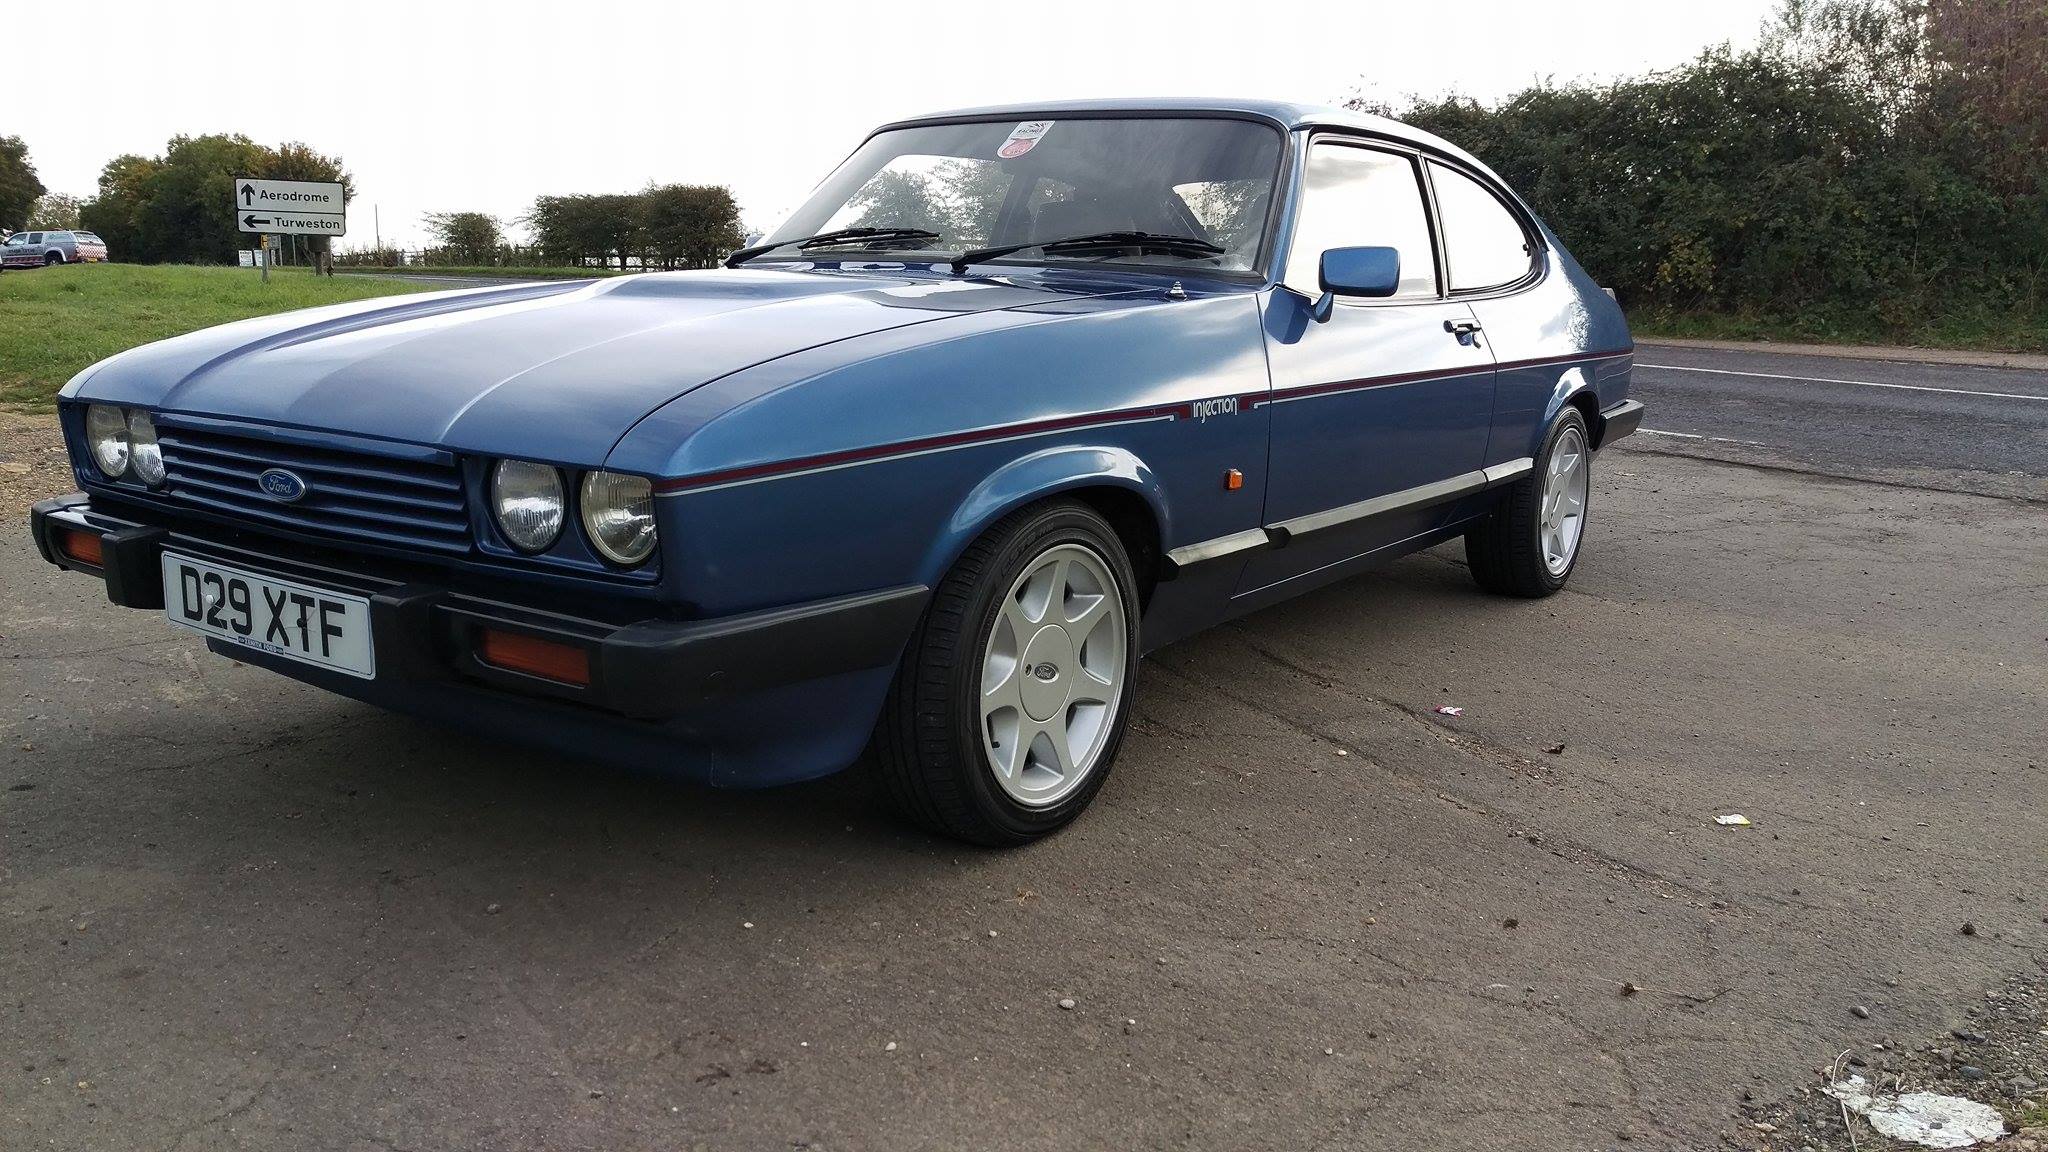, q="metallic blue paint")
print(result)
[45,99,1634,790]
